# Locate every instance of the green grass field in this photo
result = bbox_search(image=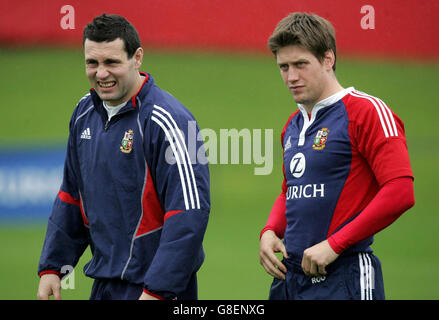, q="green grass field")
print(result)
[0,47,438,299]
